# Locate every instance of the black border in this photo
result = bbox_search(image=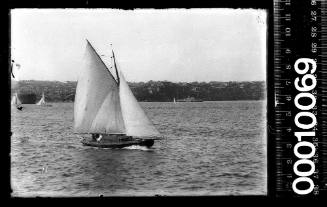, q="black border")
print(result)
[5,0,277,203]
